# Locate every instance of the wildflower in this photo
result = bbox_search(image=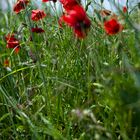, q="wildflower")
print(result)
[13,0,29,14]
[123,6,127,13]
[42,0,57,2]
[5,33,20,53]
[60,0,81,11]
[31,27,45,33]
[104,18,123,35]
[61,5,91,38]
[4,59,10,67]
[31,9,46,21]
[98,9,117,21]
[99,9,112,18]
